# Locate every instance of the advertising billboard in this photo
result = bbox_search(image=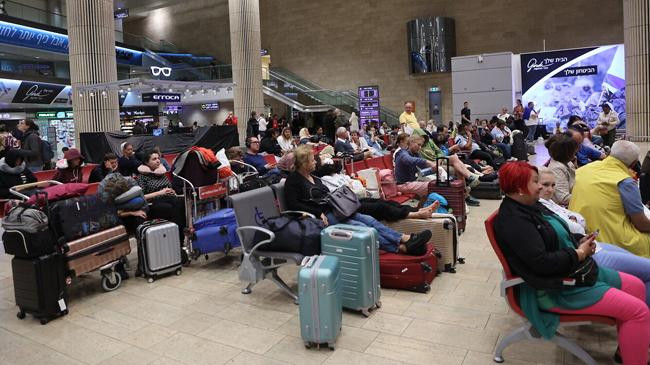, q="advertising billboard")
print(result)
[520,44,625,131]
